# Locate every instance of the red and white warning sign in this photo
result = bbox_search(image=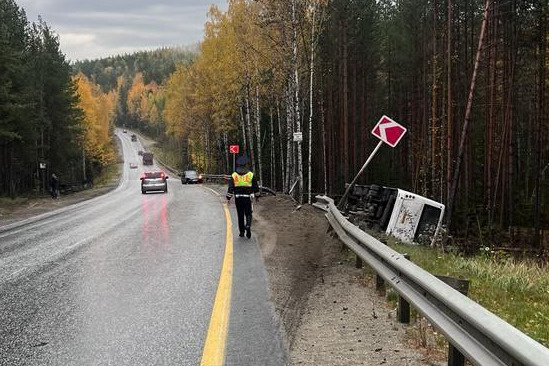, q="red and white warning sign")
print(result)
[371,115,407,148]
[229,145,239,154]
